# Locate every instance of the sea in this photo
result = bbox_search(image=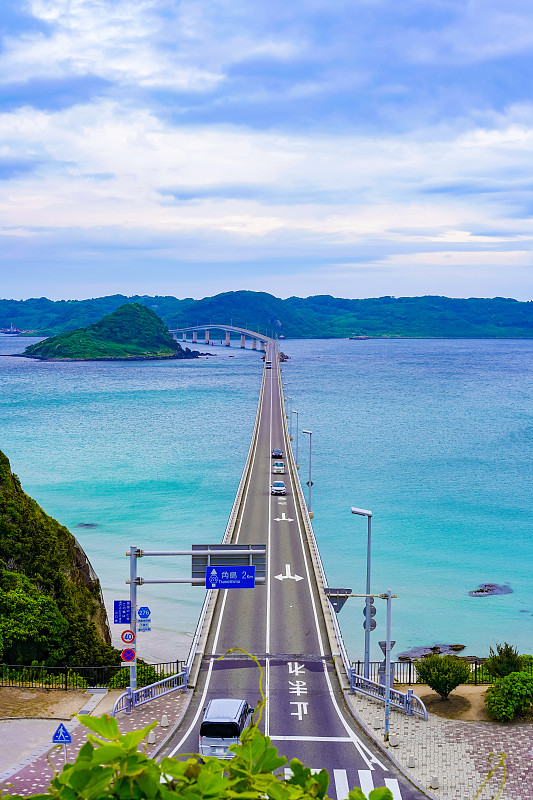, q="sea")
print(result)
[0,335,532,664]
